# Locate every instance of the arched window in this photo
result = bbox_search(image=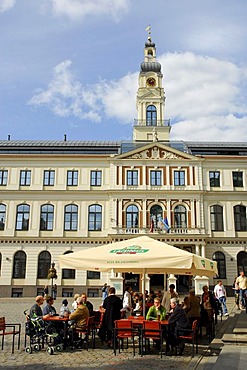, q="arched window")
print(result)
[62,251,75,279]
[146,105,157,126]
[0,203,6,230]
[174,205,187,228]
[234,205,247,231]
[40,204,54,231]
[16,204,30,230]
[237,251,247,274]
[126,205,139,228]
[88,204,102,231]
[64,204,78,231]
[212,251,226,279]
[150,205,163,228]
[12,251,26,278]
[210,205,224,231]
[37,251,51,279]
